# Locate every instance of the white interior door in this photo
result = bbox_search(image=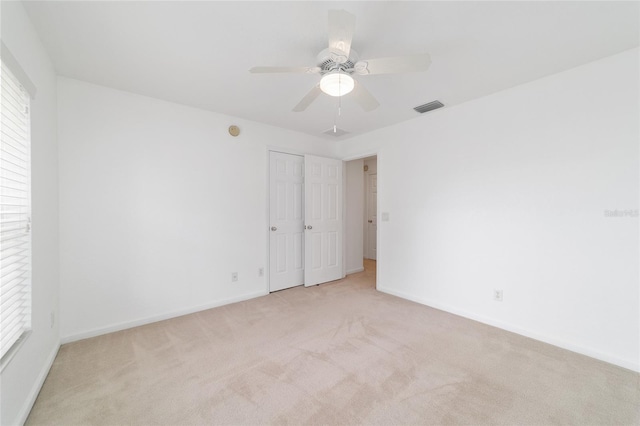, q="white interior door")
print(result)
[304,155,343,286]
[269,152,304,292]
[367,173,377,260]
